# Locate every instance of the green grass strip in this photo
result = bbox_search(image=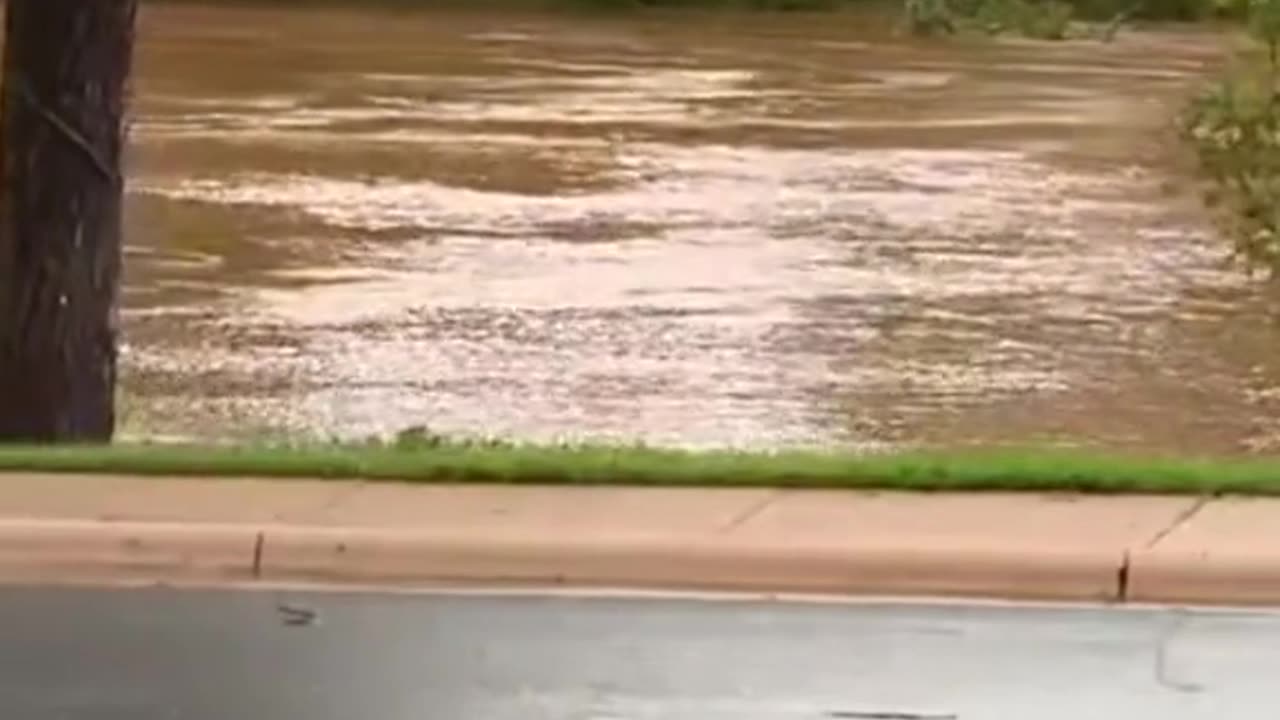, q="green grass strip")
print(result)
[0,442,1276,495]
